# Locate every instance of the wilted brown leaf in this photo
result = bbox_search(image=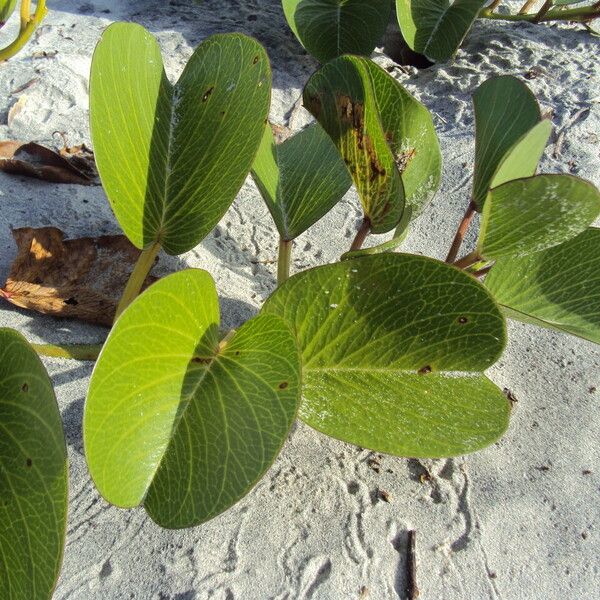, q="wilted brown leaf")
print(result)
[0,139,98,185]
[0,227,157,326]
